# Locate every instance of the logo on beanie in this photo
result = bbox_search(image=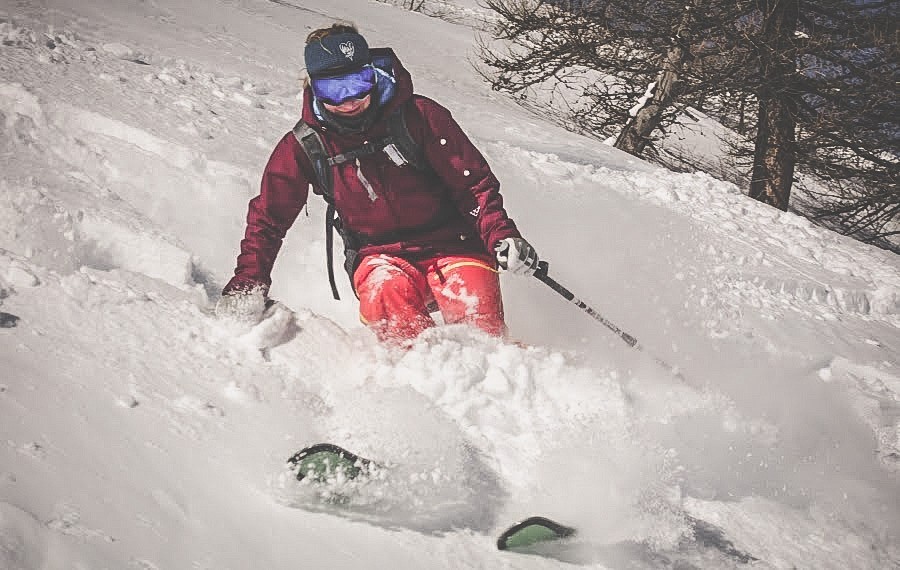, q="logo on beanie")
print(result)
[339,41,356,61]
